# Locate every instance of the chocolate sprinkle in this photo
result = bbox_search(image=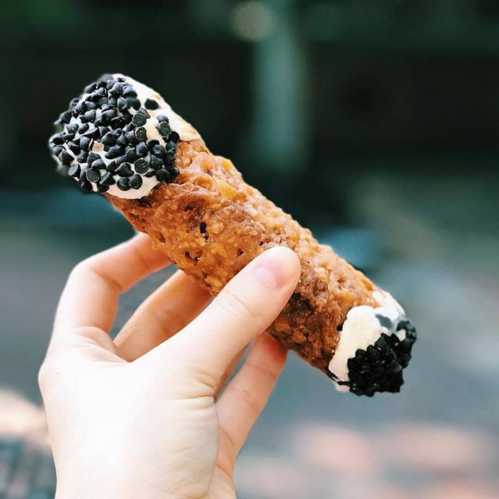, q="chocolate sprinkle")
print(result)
[125,130,138,144]
[107,161,118,173]
[60,151,74,165]
[106,145,124,159]
[122,85,137,97]
[156,169,171,182]
[79,177,93,193]
[115,155,128,166]
[145,98,159,110]
[101,172,115,186]
[126,148,138,162]
[135,127,147,142]
[135,159,149,173]
[79,136,91,150]
[68,142,80,155]
[376,314,394,330]
[128,97,141,110]
[85,128,100,140]
[102,132,116,145]
[136,142,148,157]
[110,115,124,128]
[116,163,133,177]
[86,169,101,183]
[110,83,124,96]
[151,144,166,158]
[132,112,147,127]
[117,97,128,111]
[83,110,96,122]
[117,177,130,191]
[51,134,64,145]
[150,156,163,170]
[157,122,171,137]
[90,158,105,170]
[77,151,88,163]
[147,140,159,151]
[130,174,143,189]
[87,152,100,164]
